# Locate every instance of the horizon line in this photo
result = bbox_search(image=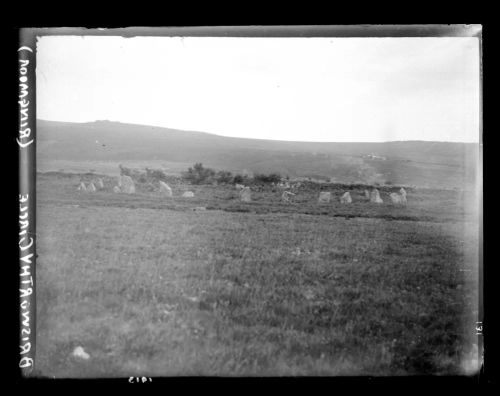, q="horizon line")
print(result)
[37,118,481,145]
